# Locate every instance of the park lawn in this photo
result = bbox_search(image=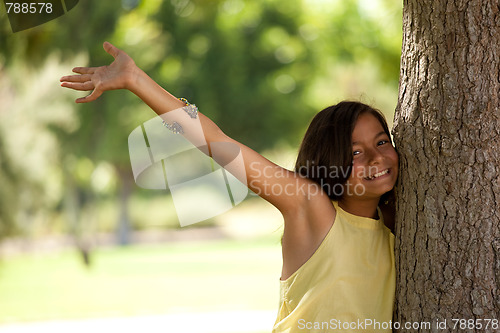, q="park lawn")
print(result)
[0,236,282,324]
